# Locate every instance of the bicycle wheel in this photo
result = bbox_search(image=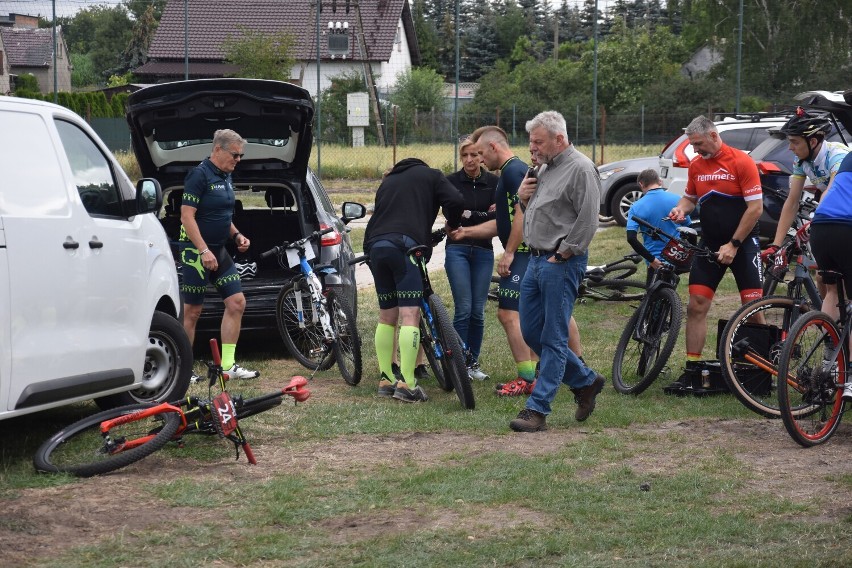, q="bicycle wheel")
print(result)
[276,280,335,371]
[718,296,812,418]
[597,258,640,281]
[612,287,682,395]
[777,311,847,447]
[328,290,362,385]
[421,317,453,392]
[34,404,182,477]
[581,278,646,302]
[236,396,284,421]
[429,294,475,409]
